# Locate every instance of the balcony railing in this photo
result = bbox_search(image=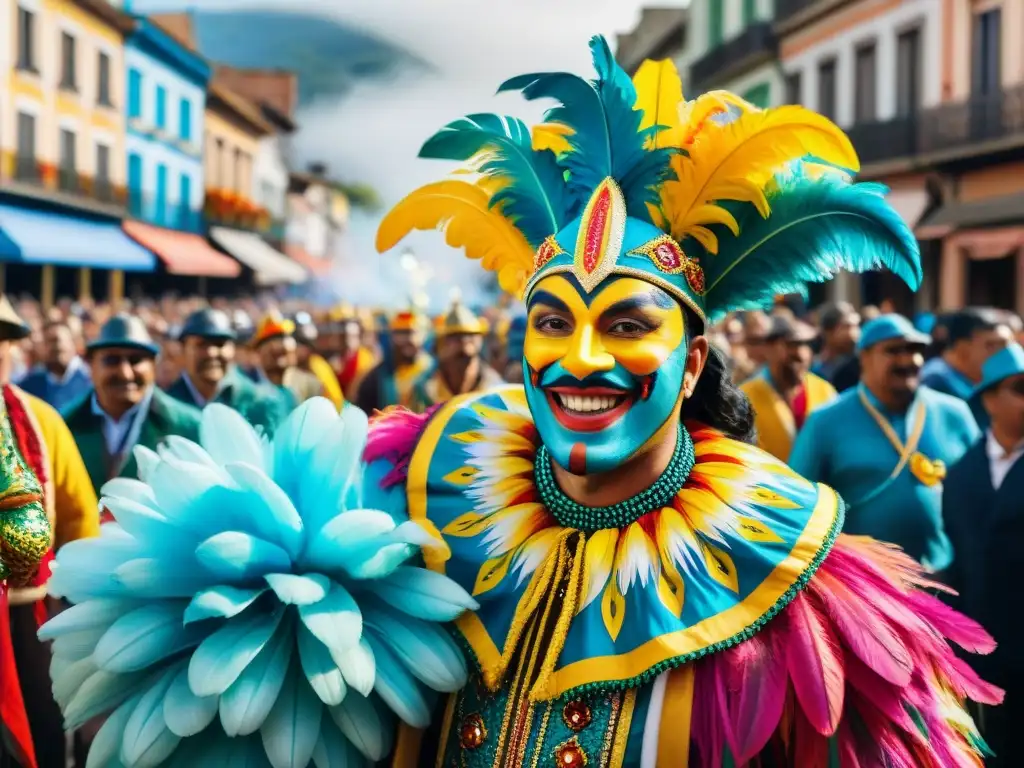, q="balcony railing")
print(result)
[204,189,272,234]
[2,153,127,210]
[58,167,81,194]
[13,154,43,185]
[690,22,777,92]
[846,84,1024,167]
[127,191,204,234]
